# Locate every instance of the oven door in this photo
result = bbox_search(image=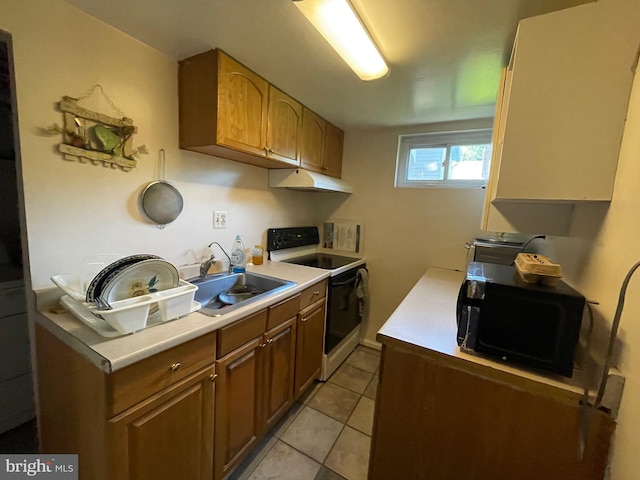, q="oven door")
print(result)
[325,268,362,354]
